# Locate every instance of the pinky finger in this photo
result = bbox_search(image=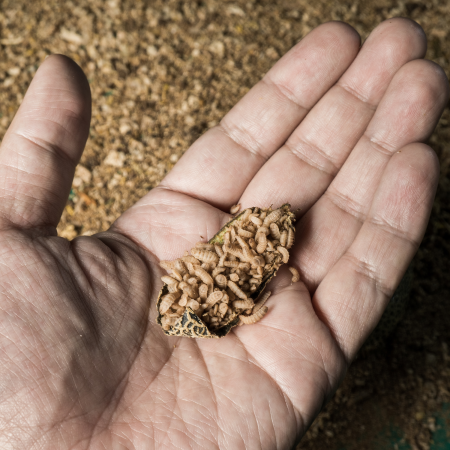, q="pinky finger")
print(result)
[313,143,439,361]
